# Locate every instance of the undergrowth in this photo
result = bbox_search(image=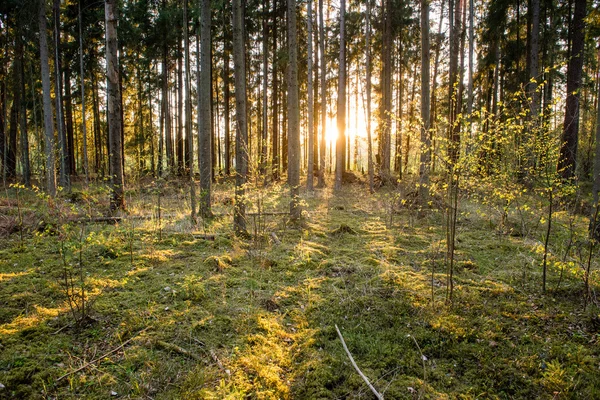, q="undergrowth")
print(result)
[0,178,599,399]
